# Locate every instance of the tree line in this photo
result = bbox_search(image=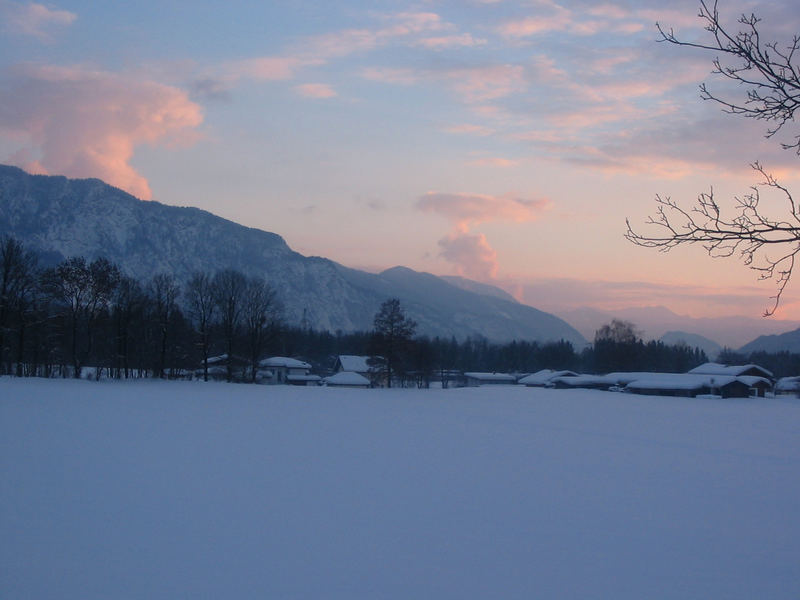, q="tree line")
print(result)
[0,236,280,381]
[4,235,800,384]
